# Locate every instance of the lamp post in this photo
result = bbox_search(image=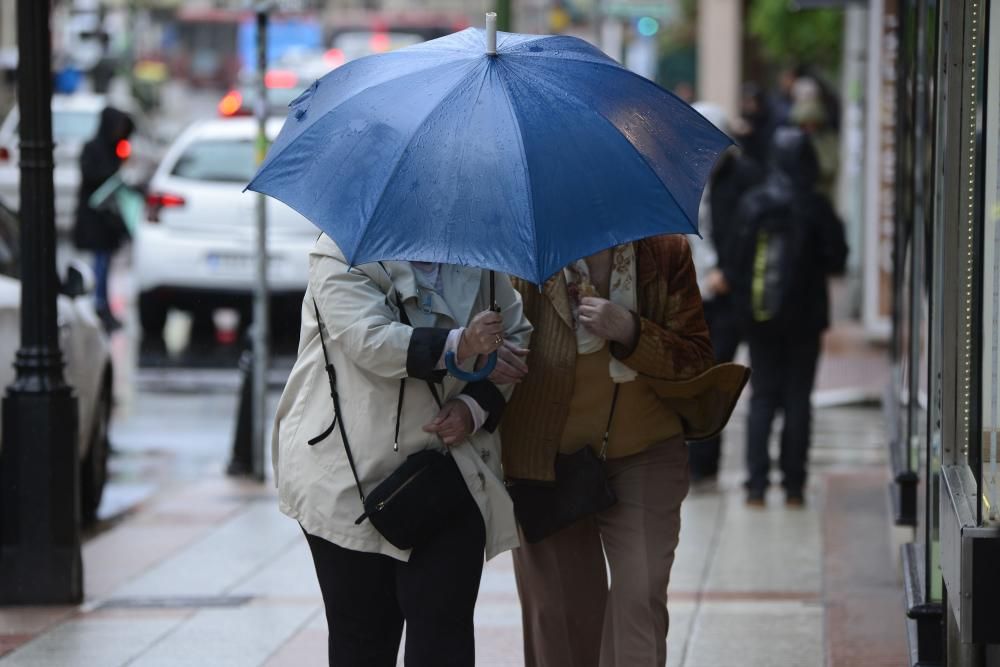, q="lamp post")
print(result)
[0,0,82,603]
[251,3,271,482]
